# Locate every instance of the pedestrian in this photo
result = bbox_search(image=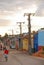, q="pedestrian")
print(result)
[3,47,9,61]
